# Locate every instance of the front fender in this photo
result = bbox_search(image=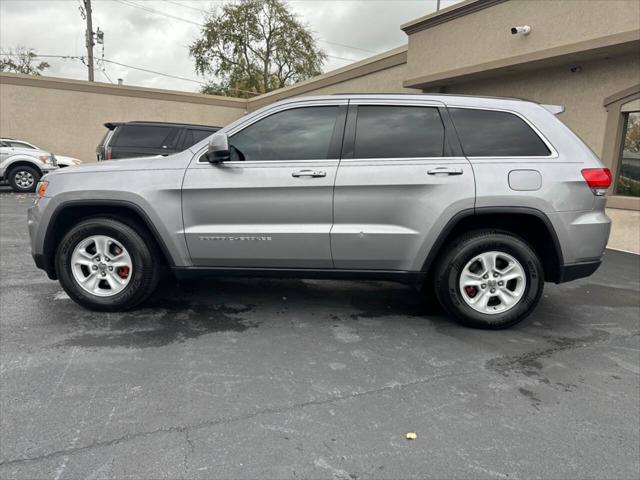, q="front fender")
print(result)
[1,155,46,175]
[32,166,191,273]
